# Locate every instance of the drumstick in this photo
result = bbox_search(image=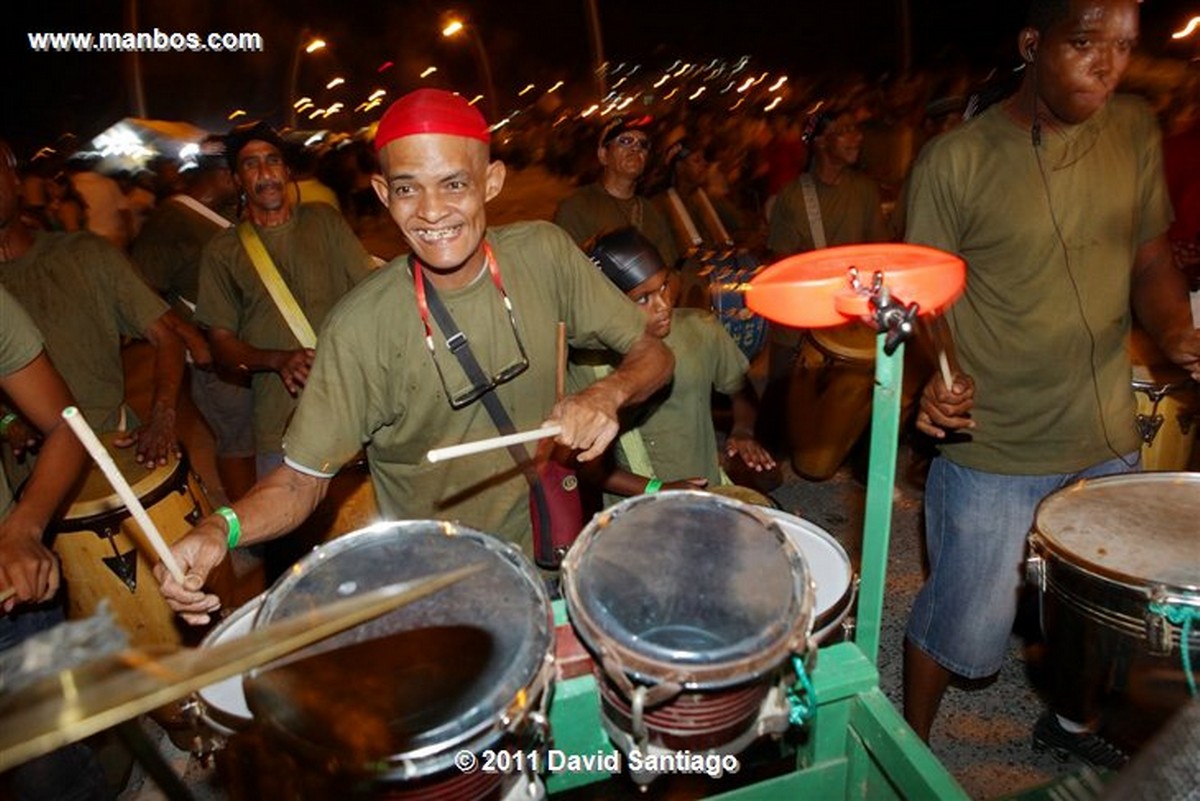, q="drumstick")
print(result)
[938,350,955,391]
[61,407,187,585]
[0,587,15,605]
[427,425,563,463]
